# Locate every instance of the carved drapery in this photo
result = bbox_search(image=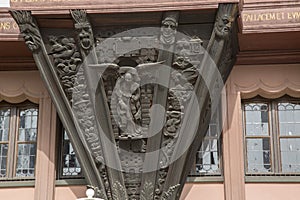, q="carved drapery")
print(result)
[11,4,238,200]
